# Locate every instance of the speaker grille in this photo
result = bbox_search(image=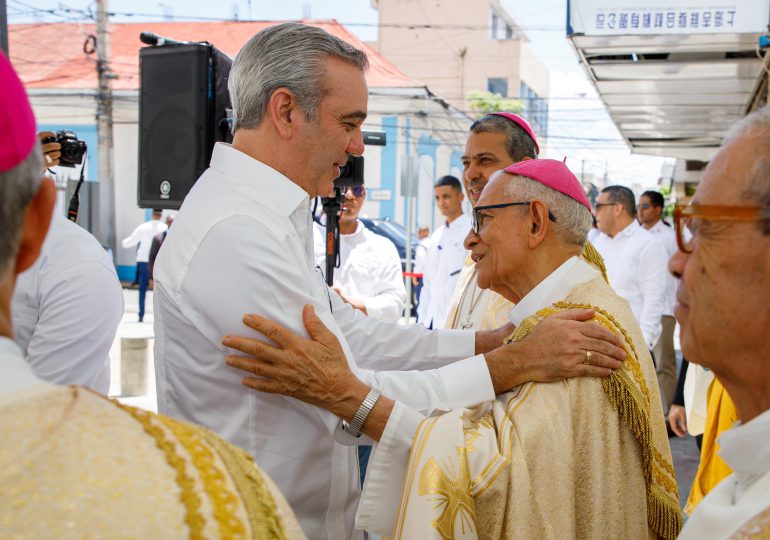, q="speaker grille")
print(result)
[138,44,212,209]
